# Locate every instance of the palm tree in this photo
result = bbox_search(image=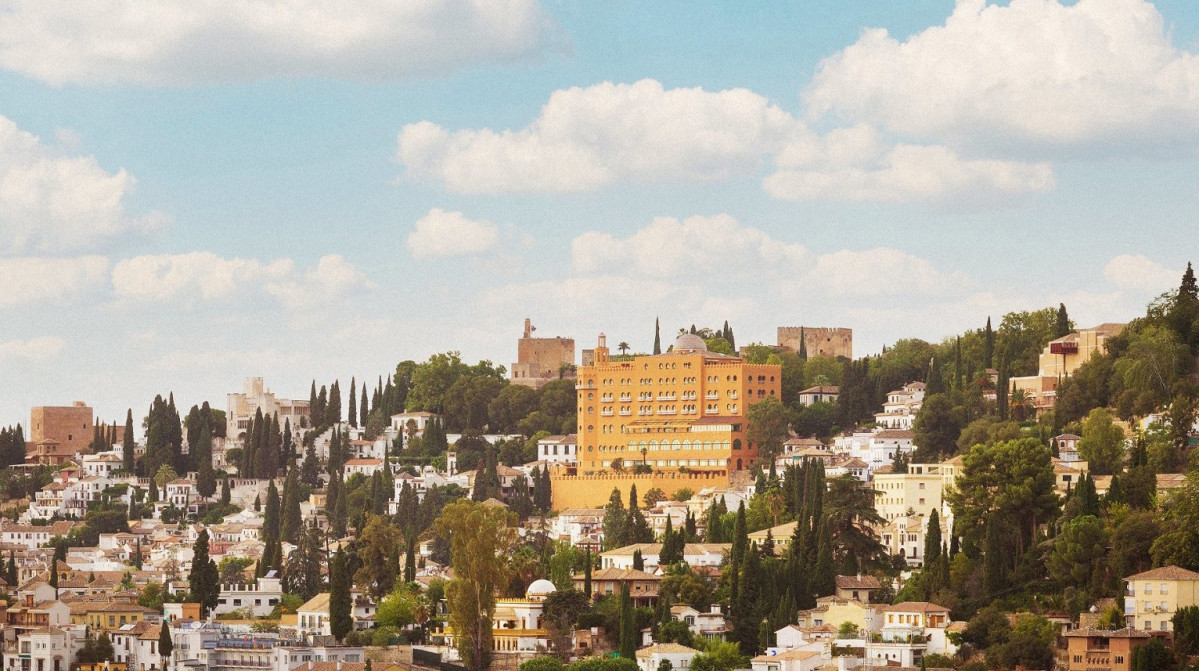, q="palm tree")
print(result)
[618,341,630,355]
